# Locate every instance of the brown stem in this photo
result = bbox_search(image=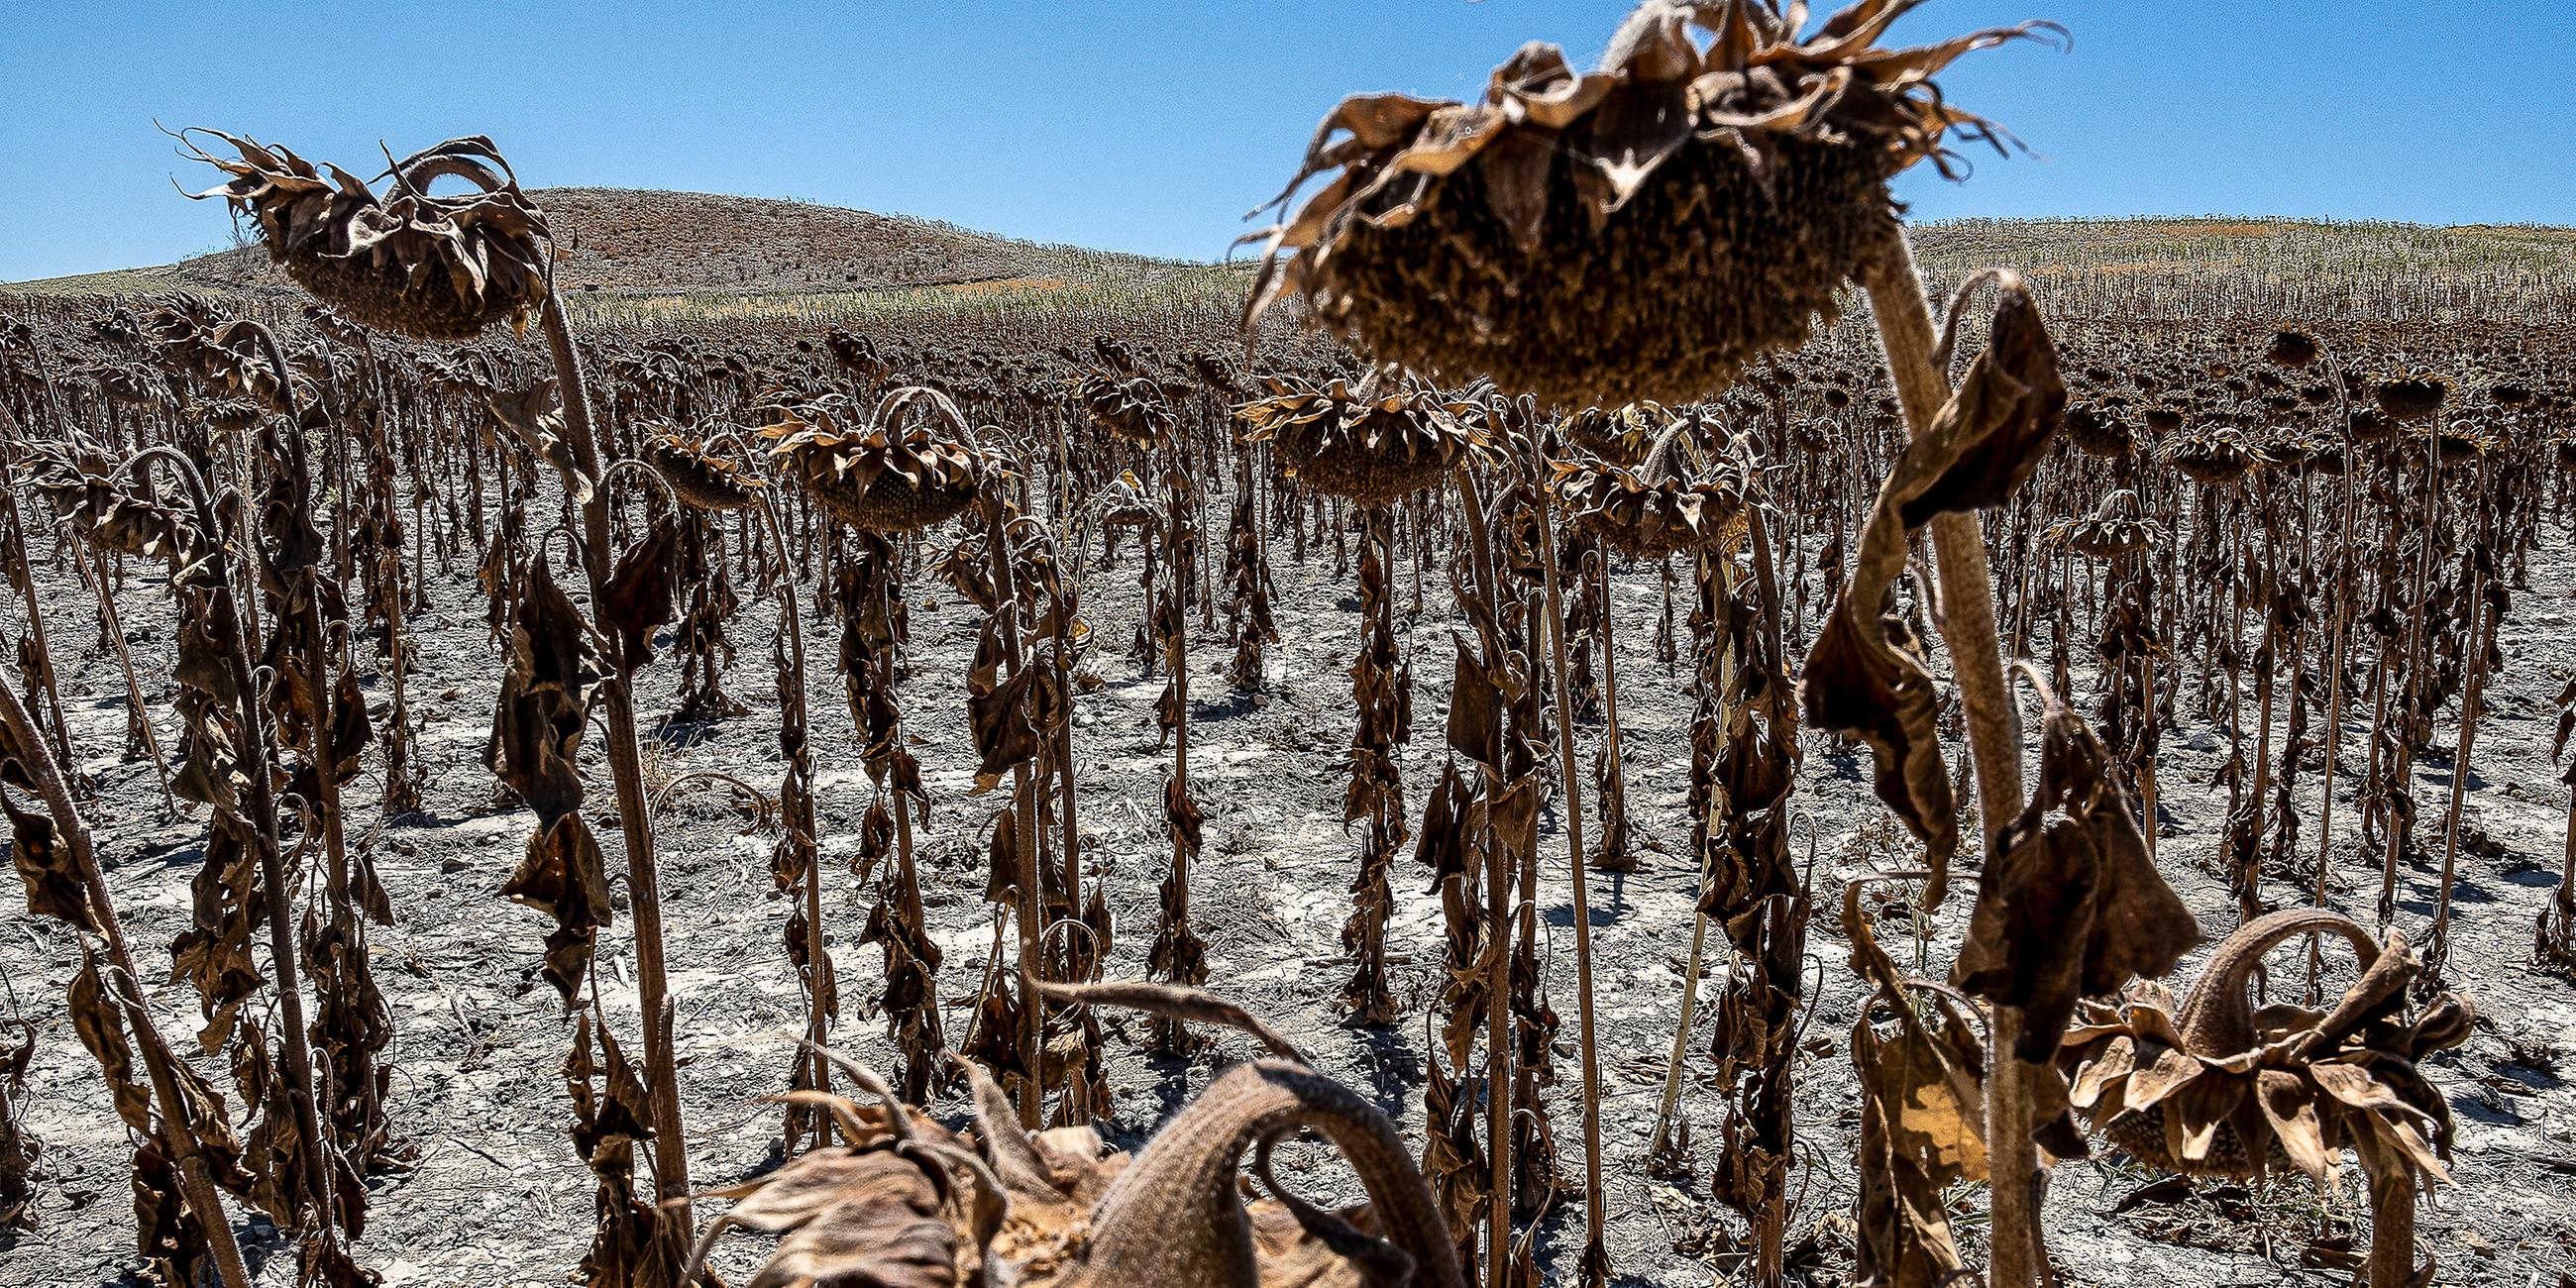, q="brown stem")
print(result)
[1528,443,1609,1277]
[981,499,1045,1127]
[2362,1141,2418,1288]
[0,680,252,1288]
[1449,465,1515,1288]
[1857,224,2035,1287]
[135,444,342,1253]
[536,293,696,1233]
